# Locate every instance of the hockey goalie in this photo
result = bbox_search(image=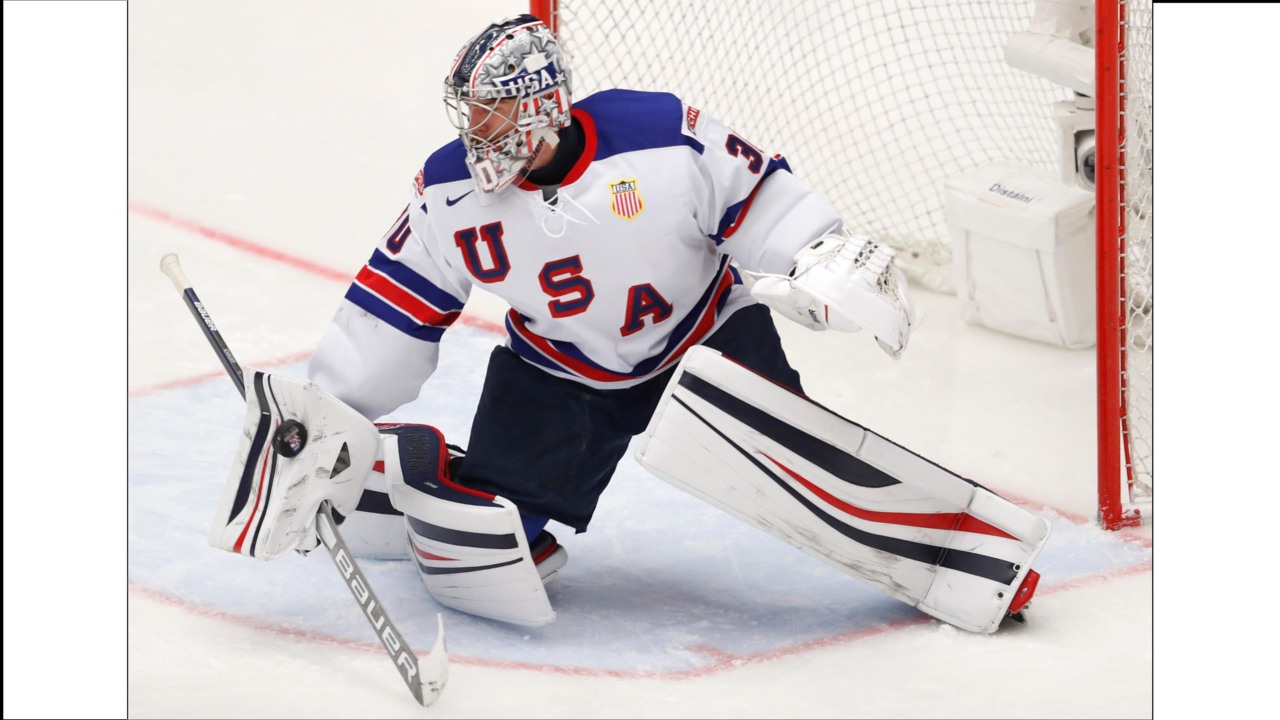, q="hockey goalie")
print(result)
[215,14,1051,635]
